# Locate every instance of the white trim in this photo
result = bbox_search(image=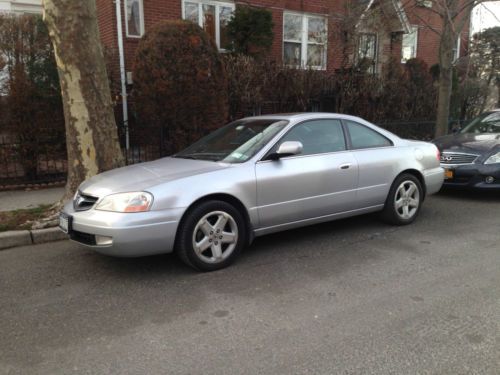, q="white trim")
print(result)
[357,32,378,74]
[181,0,235,50]
[357,0,411,33]
[454,36,461,61]
[391,0,411,34]
[282,11,328,70]
[124,0,145,38]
